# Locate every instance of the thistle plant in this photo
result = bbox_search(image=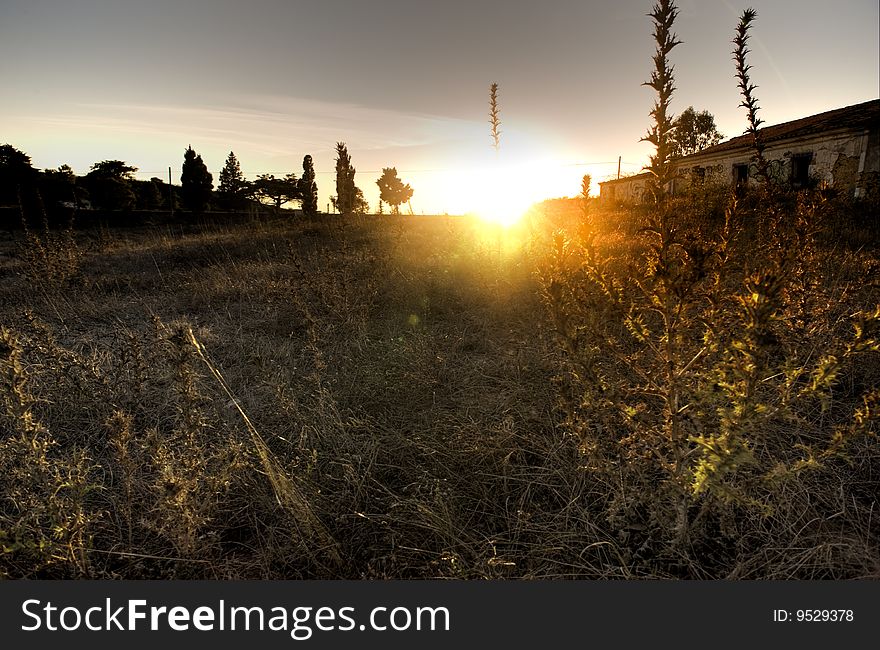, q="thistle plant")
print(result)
[541,0,880,567]
[580,174,592,218]
[489,82,501,152]
[641,0,681,203]
[576,174,595,246]
[733,8,771,185]
[0,325,96,577]
[18,190,81,287]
